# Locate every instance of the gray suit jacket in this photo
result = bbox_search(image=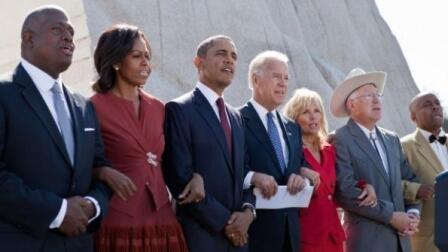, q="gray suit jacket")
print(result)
[334,119,419,252]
